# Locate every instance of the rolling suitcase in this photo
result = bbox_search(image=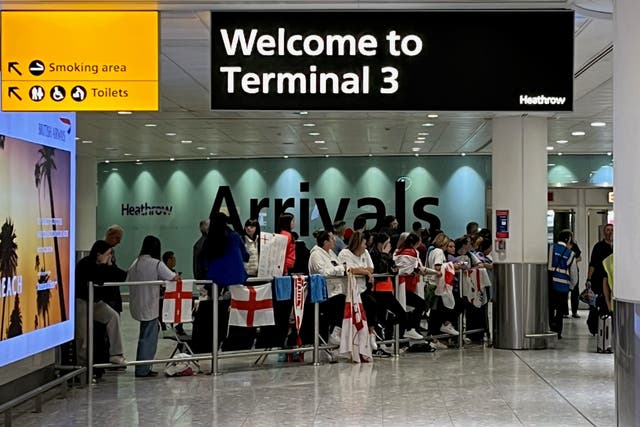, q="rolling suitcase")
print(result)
[597,315,612,353]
